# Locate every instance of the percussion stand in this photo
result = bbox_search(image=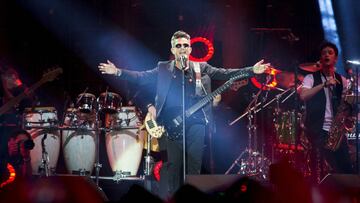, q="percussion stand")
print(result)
[39,133,50,177]
[94,110,102,186]
[143,130,154,192]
